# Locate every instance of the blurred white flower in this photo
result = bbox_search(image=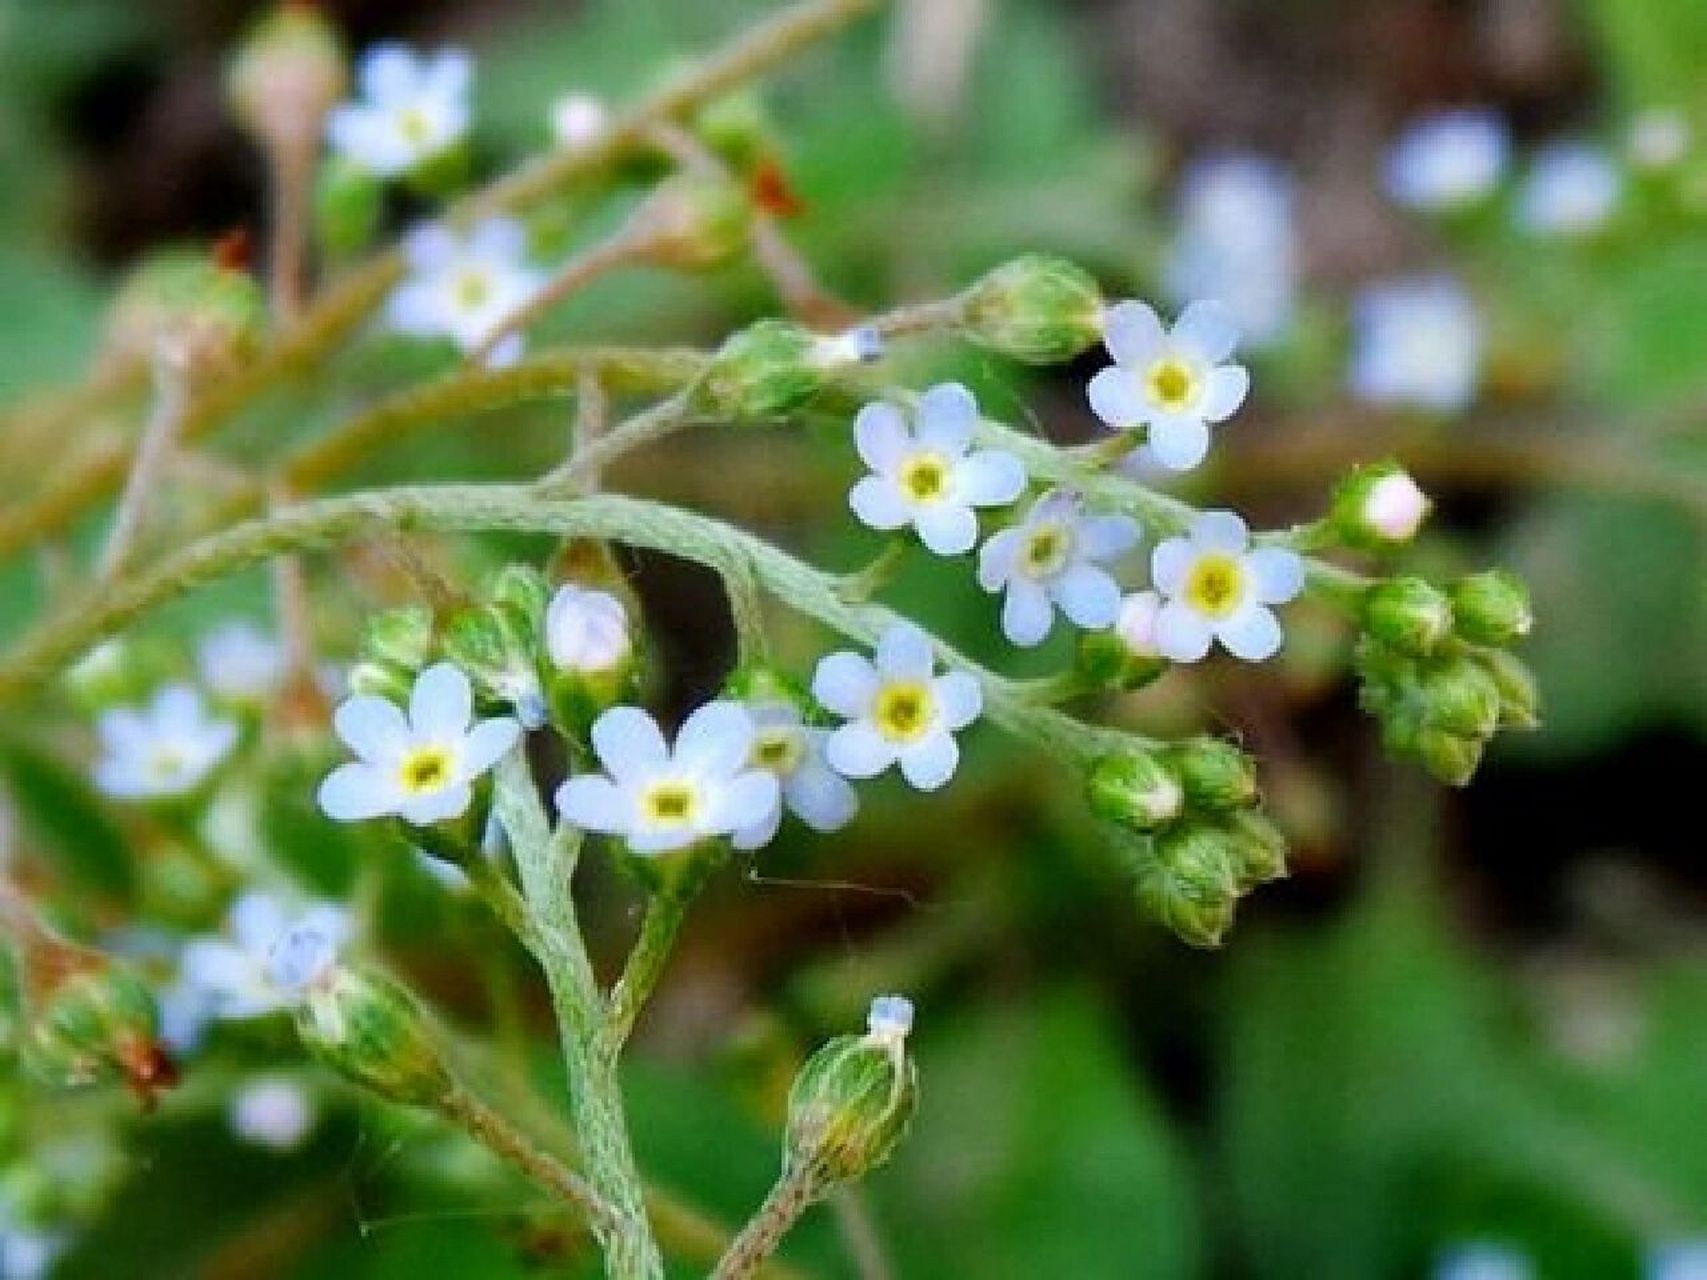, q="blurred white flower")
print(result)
[732,700,858,849]
[1150,511,1303,663]
[0,1218,67,1280]
[545,585,631,673]
[848,383,1027,556]
[812,622,982,791]
[387,218,543,368]
[319,663,521,826]
[556,703,779,854]
[1087,300,1250,472]
[198,622,284,703]
[328,44,471,178]
[1348,276,1481,414]
[230,1077,316,1152]
[1164,152,1299,346]
[1627,108,1690,172]
[1517,140,1622,236]
[977,488,1138,647]
[551,93,609,149]
[1433,1242,1533,1280]
[1384,109,1509,211]
[178,892,350,1026]
[1648,1240,1707,1280]
[93,684,238,801]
